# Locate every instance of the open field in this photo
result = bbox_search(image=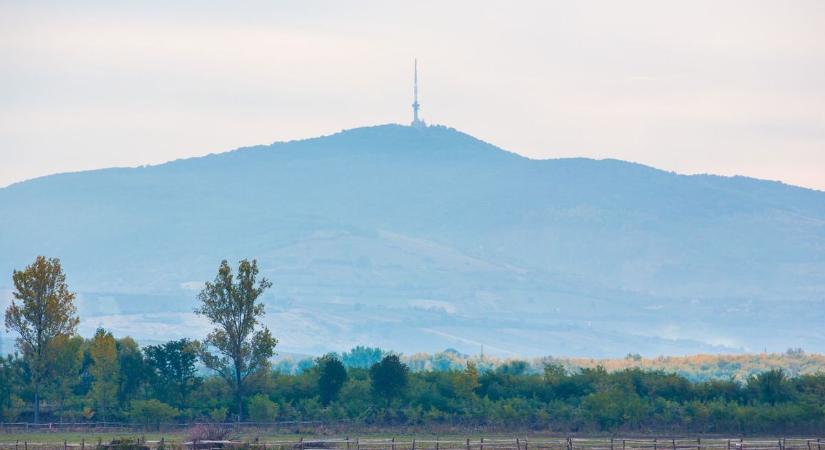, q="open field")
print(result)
[1,436,824,450]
